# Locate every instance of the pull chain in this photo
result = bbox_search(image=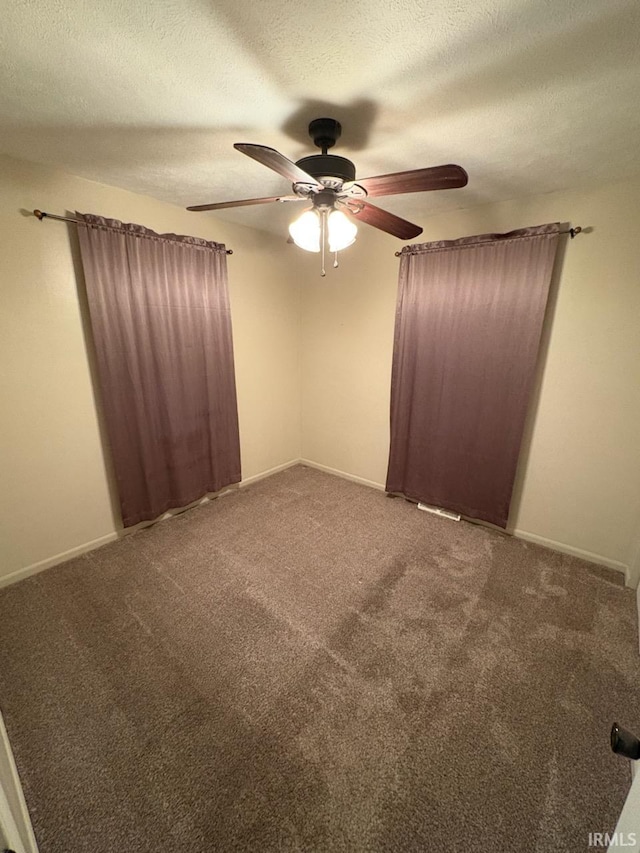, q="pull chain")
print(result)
[333,252,339,268]
[320,210,327,276]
